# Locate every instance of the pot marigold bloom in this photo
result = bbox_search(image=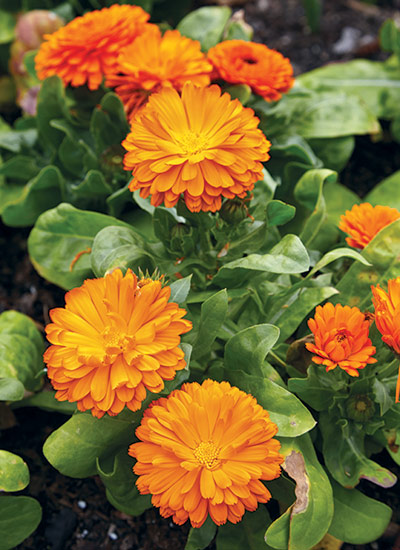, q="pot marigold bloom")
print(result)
[123,82,271,212]
[129,379,283,528]
[305,303,377,377]
[207,40,294,102]
[372,277,400,402]
[35,4,151,90]
[44,269,192,418]
[339,203,400,249]
[106,26,212,121]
